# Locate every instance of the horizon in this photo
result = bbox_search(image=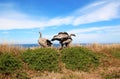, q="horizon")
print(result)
[0,0,120,44]
[1,42,120,45]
